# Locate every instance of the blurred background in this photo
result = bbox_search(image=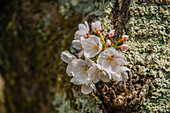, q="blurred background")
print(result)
[0,0,88,113]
